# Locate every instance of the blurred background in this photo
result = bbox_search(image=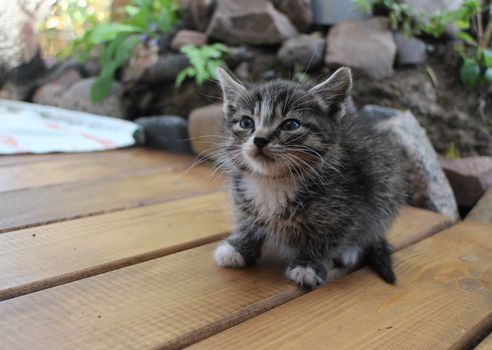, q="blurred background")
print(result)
[0,0,491,217]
